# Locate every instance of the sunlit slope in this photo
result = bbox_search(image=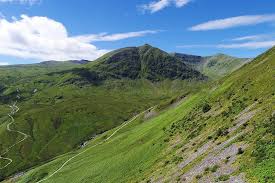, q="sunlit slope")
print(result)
[147,46,275,182]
